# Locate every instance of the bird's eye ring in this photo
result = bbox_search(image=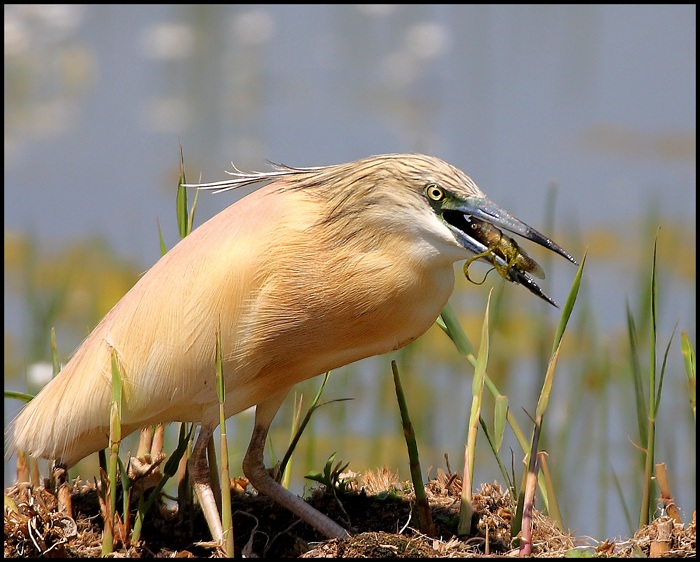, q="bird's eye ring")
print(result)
[425,183,444,201]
